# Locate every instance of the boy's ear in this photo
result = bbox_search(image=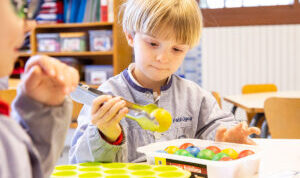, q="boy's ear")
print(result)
[124,32,134,47]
